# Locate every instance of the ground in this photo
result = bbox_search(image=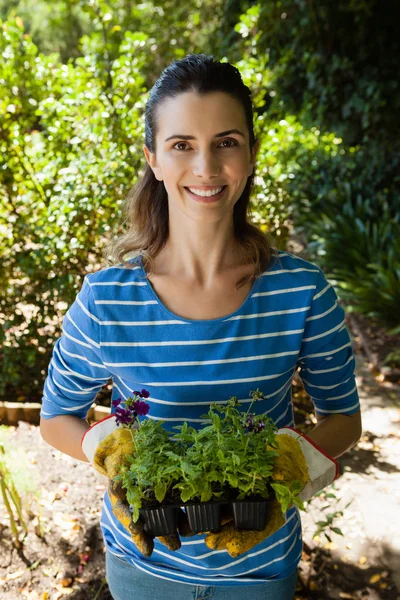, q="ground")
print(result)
[0,325,399,600]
